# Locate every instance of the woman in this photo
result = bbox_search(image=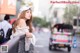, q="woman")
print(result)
[11,6,34,53]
